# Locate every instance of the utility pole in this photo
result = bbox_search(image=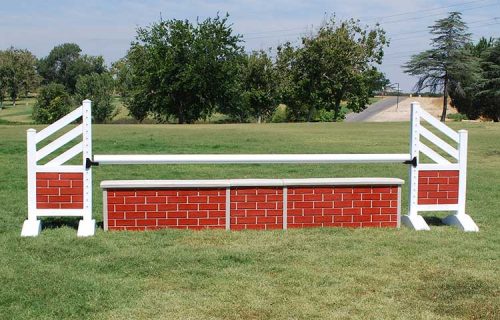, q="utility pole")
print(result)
[390,82,400,111]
